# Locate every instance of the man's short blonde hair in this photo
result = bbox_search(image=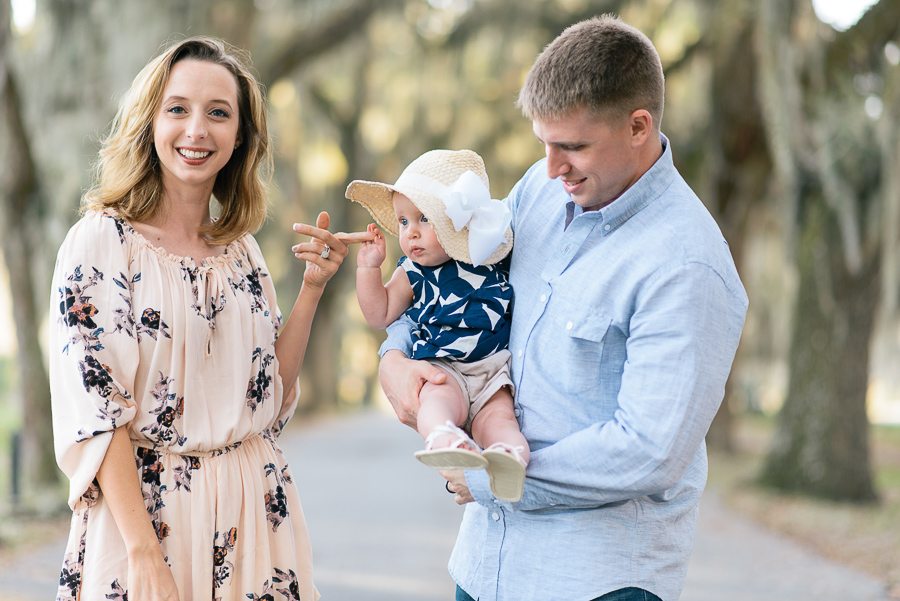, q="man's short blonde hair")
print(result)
[517,15,664,130]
